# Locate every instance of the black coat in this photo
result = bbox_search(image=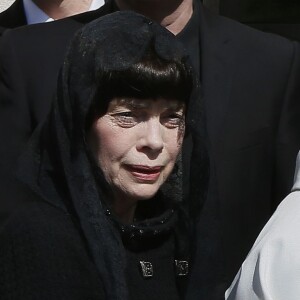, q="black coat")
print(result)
[1,1,300,298]
[0,0,27,28]
[0,186,185,300]
[0,190,184,300]
[0,198,106,299]
[0,26,6,37]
